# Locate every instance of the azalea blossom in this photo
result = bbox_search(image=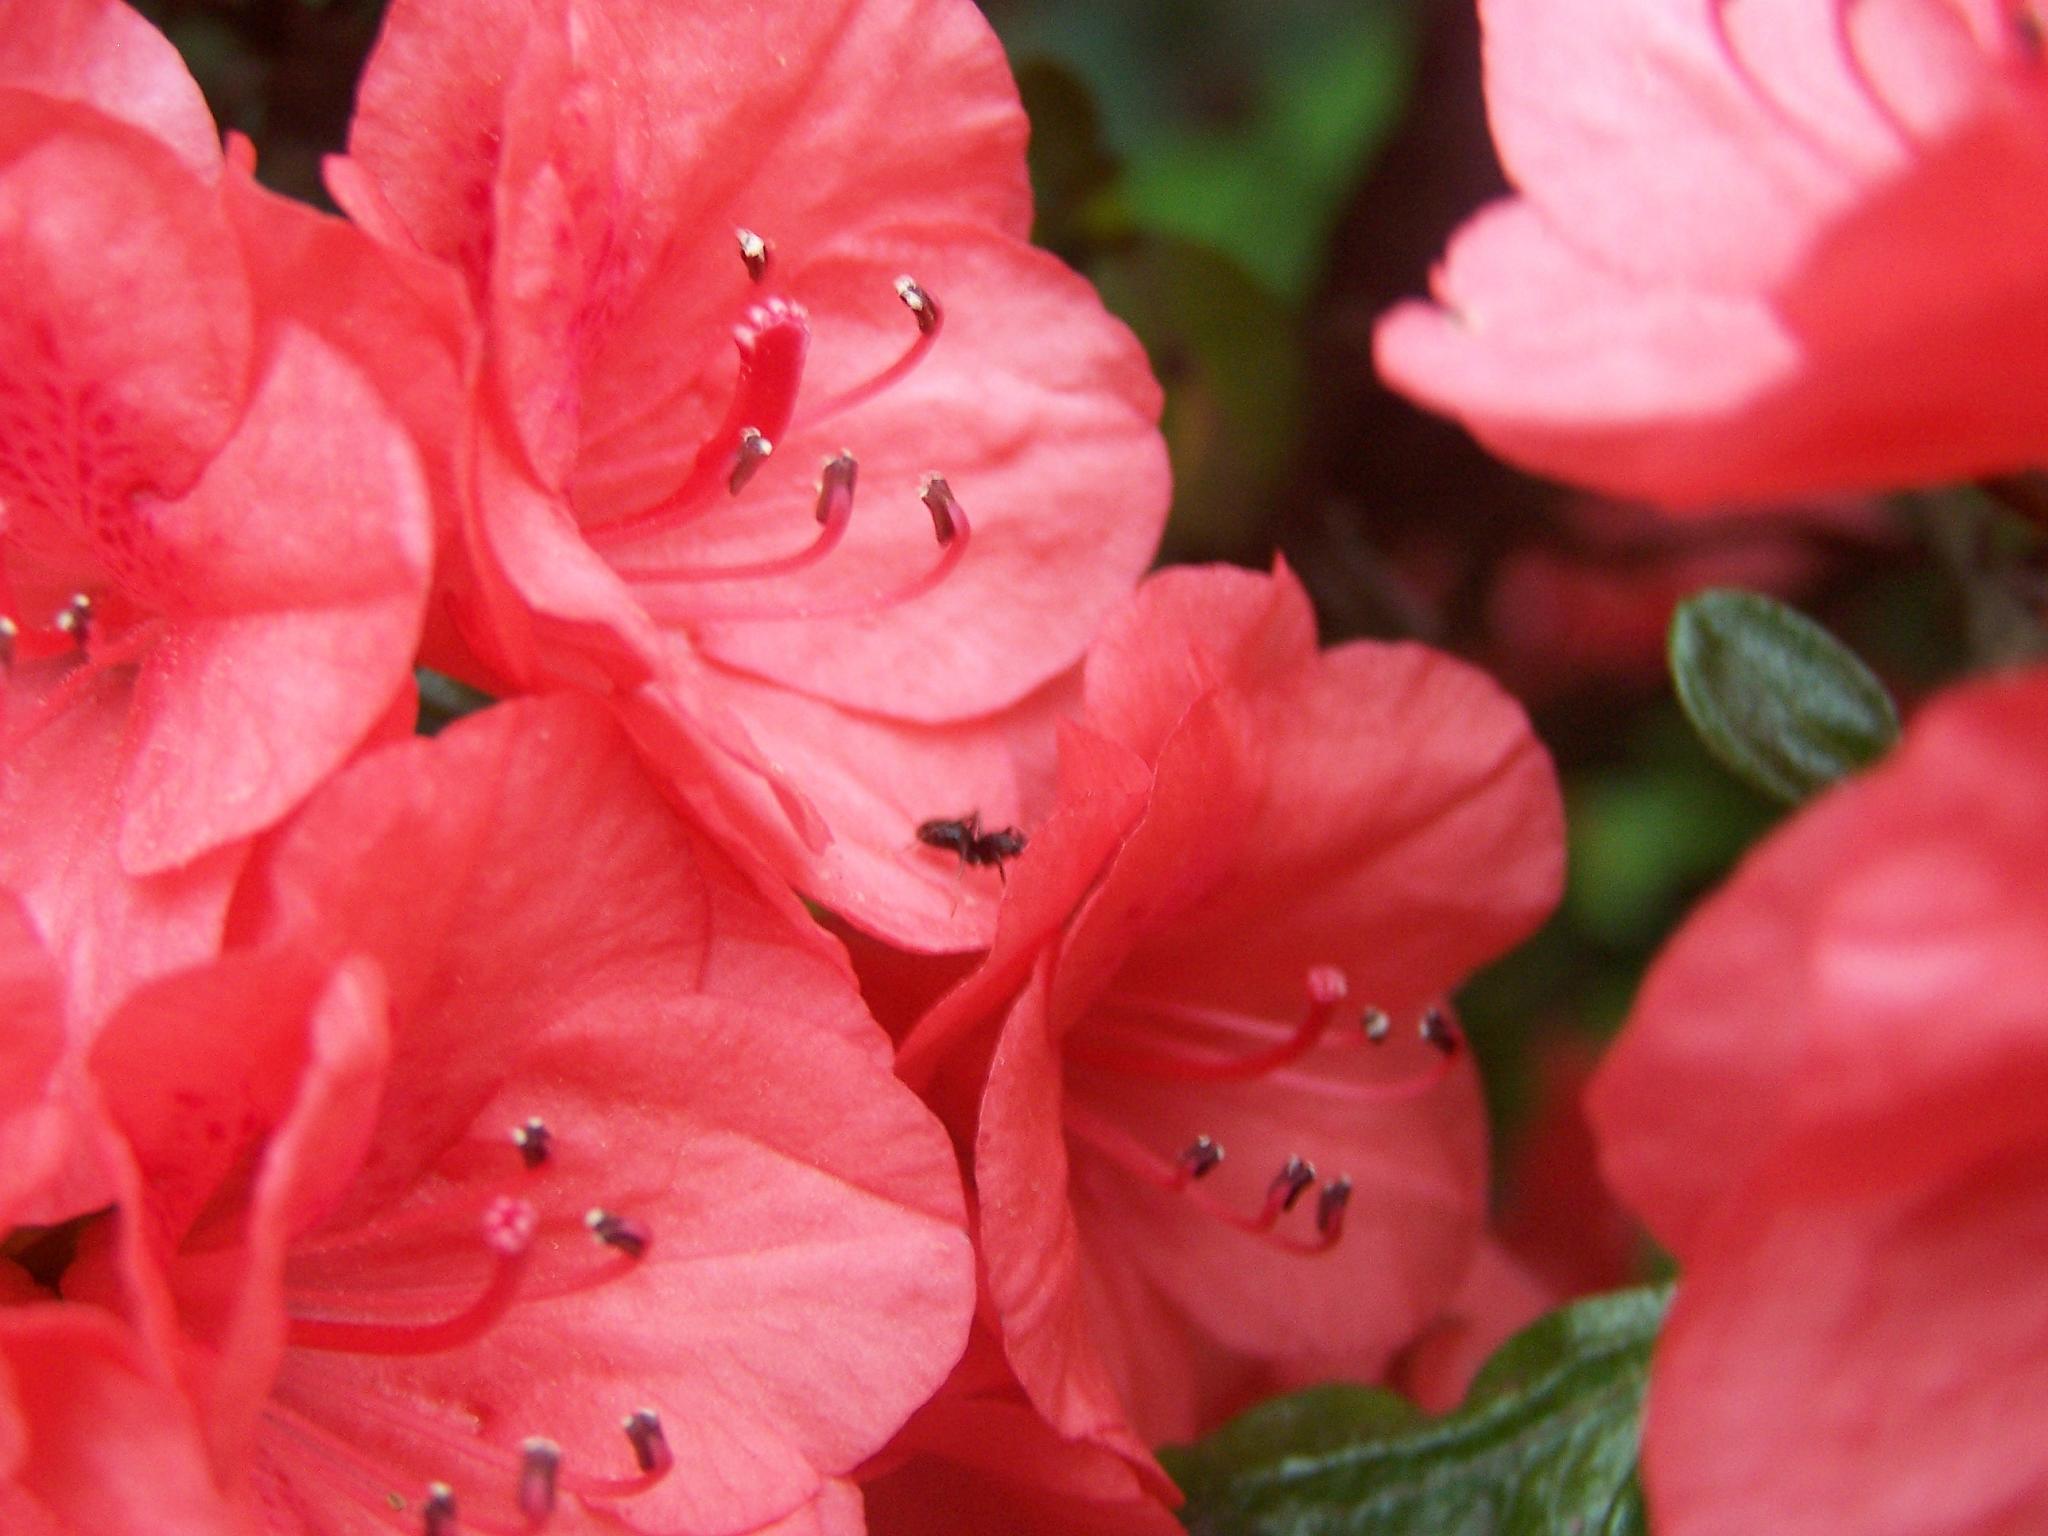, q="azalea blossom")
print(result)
[0,0,433,1222]
[331,0,1170,951]
[1377,0,2048,506]
[1588,666,2048,1535]
[895,563,1563,1465]
[36,697,973,1536]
